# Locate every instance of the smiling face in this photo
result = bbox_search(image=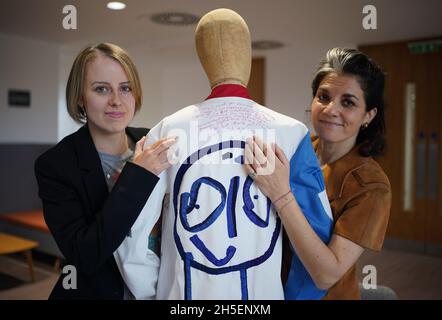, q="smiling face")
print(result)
[311,72,377,149]
[173,141,279,272]
[82,54,135,135]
